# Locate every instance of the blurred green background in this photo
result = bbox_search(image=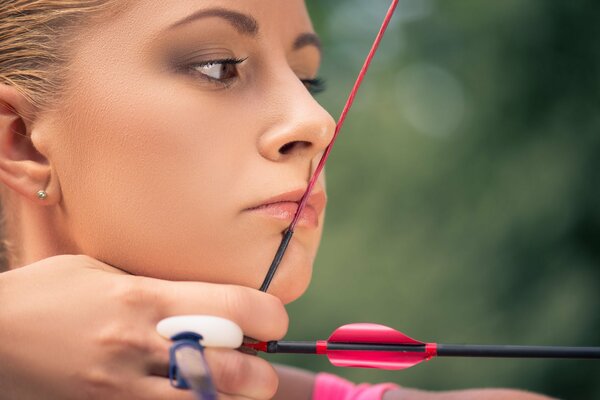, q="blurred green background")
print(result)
[267,1,600,398]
